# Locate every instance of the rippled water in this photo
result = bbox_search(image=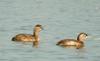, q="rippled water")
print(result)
[0,0,100,61]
